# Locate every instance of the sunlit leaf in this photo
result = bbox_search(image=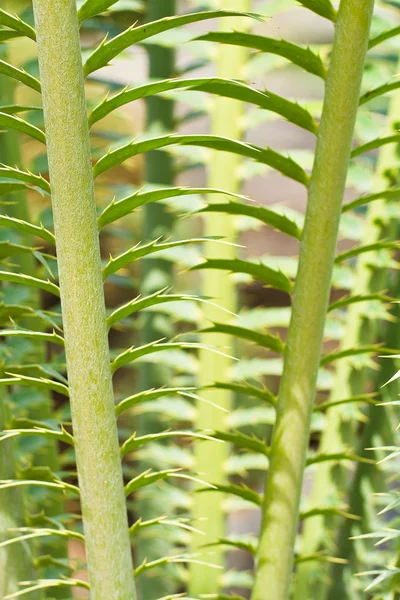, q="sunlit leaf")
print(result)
[94,134,308,185]
[368,25,400,49]
[0,112,45,144]
[297,0,337,20]
[198,200,302,239]
[201,322,284,353]
[194,31,327,78]
[0,59,41,93]
[0,271,59,296]
[189,258,294,294]
[98,186,246,227]
[84,10,262,76]
[0,8,36,41]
